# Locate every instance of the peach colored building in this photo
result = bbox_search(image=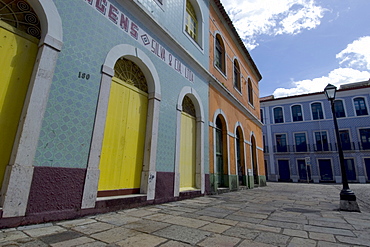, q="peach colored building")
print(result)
[208,0,265,191]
